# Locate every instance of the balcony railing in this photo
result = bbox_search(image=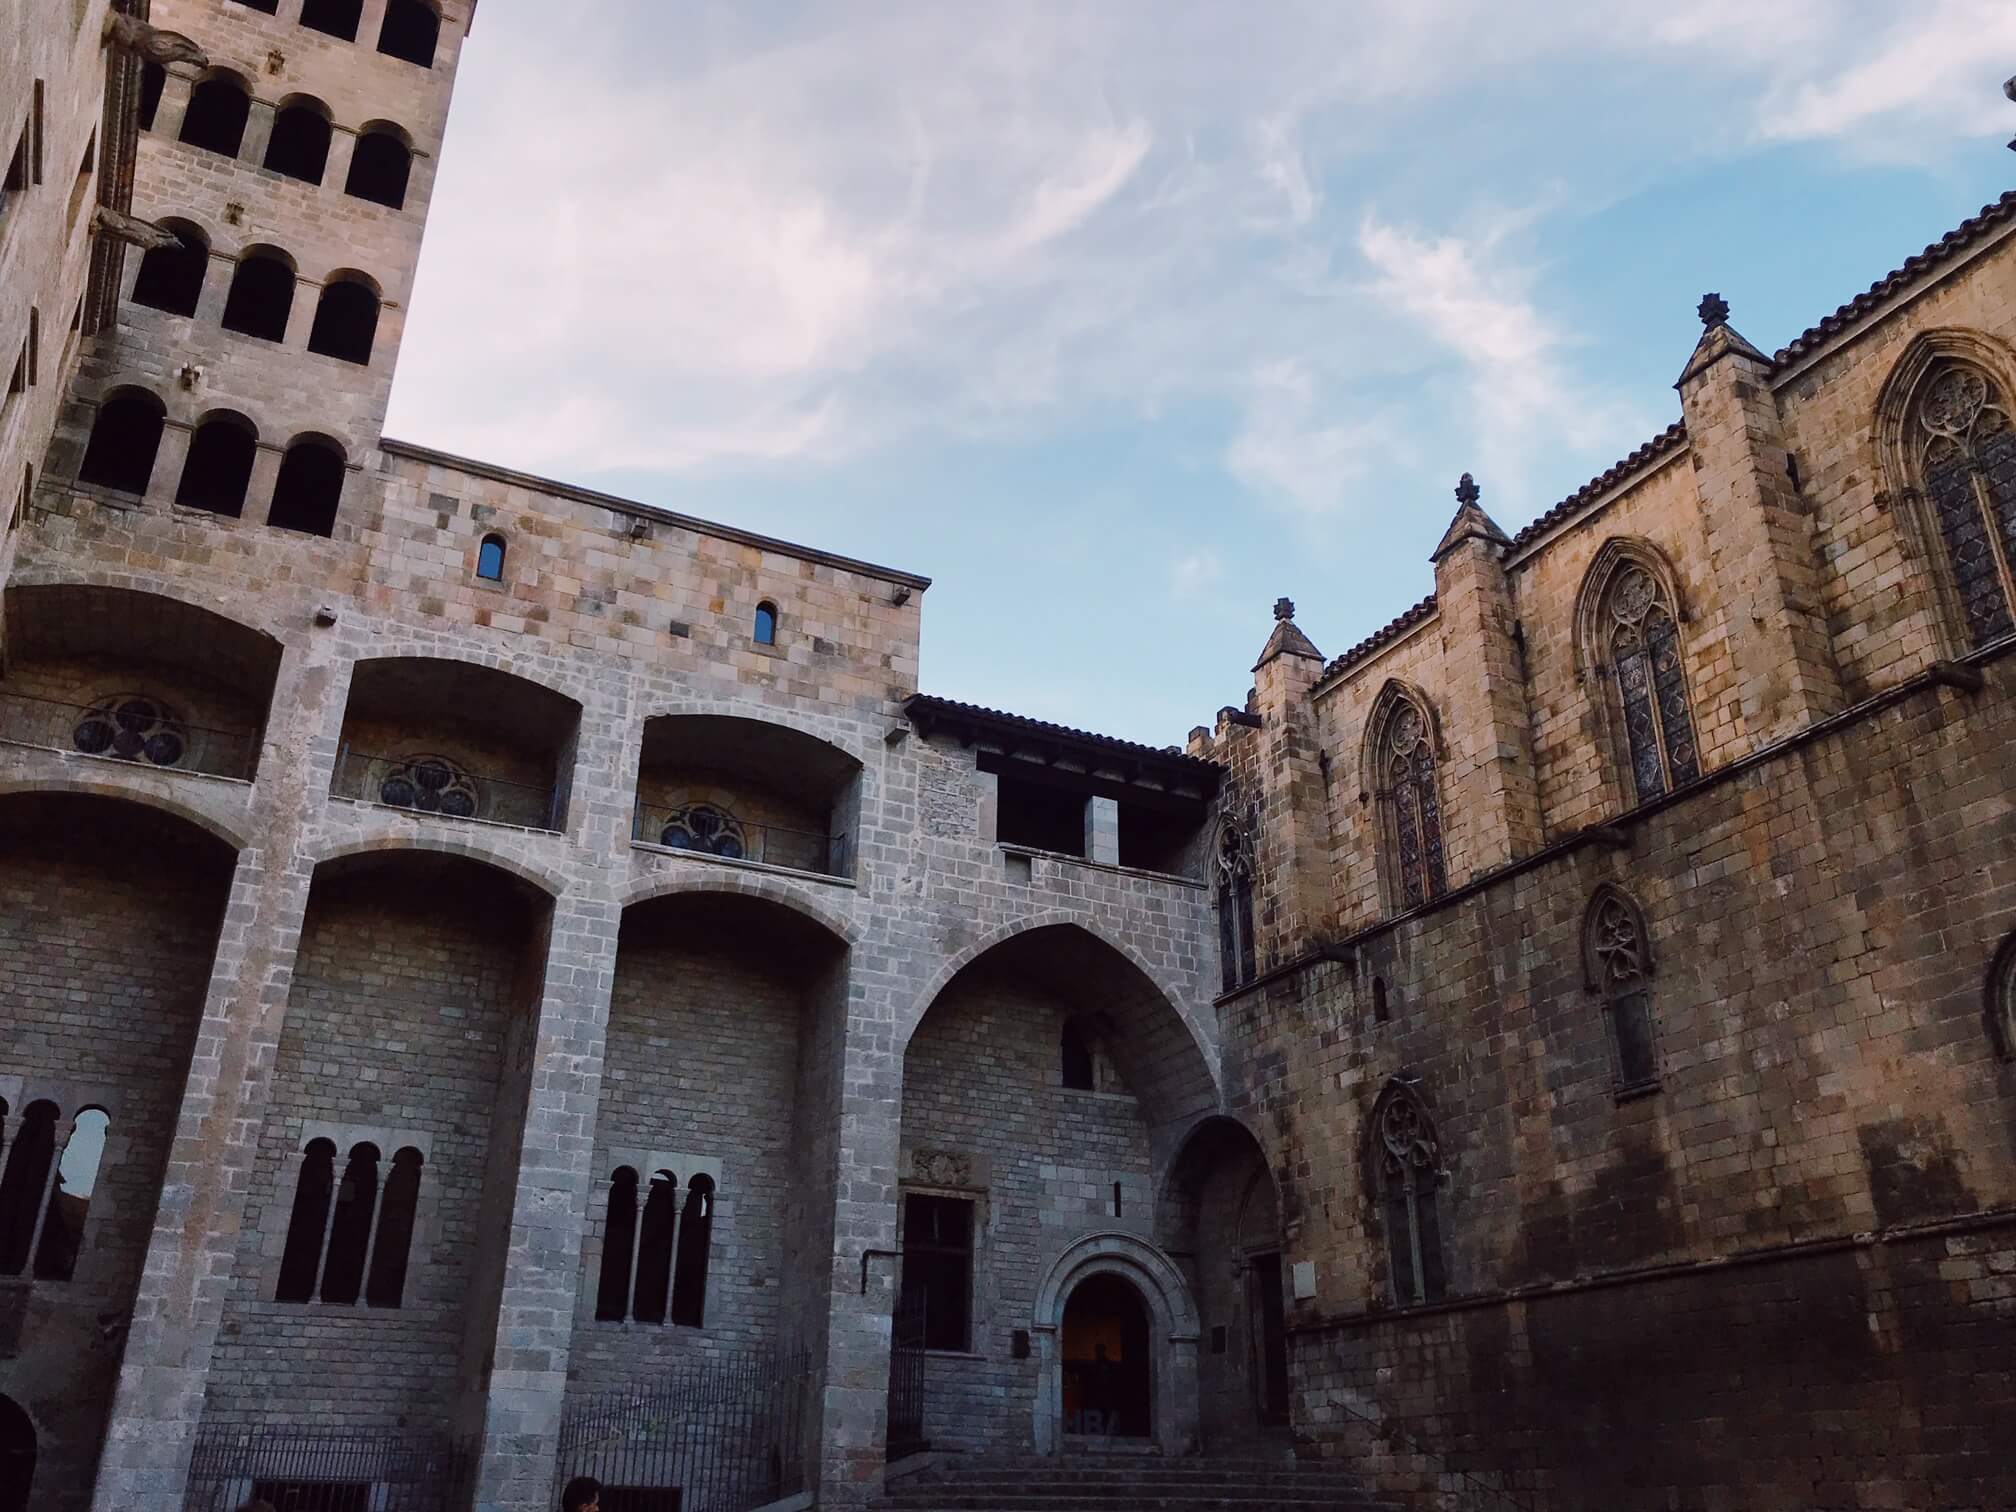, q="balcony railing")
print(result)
[184,1422,474,1512]
[0,689,258,780]
[632,798,849,879]
[333,745,565,832]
